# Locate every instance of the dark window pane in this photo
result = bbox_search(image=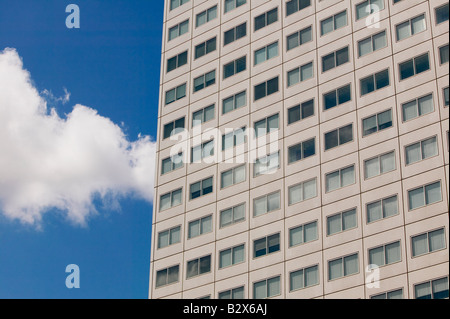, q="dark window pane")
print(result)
[175,117,185,131]
[236,23,247,40]
[324,91,337,110]
[302,99,314,118]
[288,105,301,124]
[268,234,280,253]
[195,43,205,59]
[254,14,266,31]
[206,38,216,54]
[414,53,430,74]
[288,143,302,163]
[339,124,353,145]
[336,47,349,66]
[399,59,414,80]
[338,85,351,104]
[377,110,392,130]
[199,256,211,274]
[178,51,188,67]
[286,0,298,16]
[325,130,339,150]
[254,238,267,257]
[303,138,315,158]
[436,3,449,24]
[167,56,177,72]
[254,82,266,100]
[236,57,246,73]
[267,77,279,95]
[224,62,235,78]
[375,69,389,89]
[267,8,278,25]
[322,52,335,72]
[164,122,174,139]
[361,75,375,95]
[224,29,234,45]
[299,0,310,10]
